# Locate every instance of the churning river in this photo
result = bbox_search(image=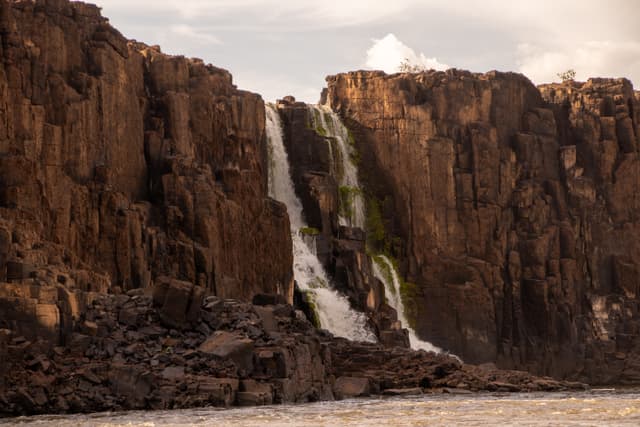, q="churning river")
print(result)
[4,390,640,426]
